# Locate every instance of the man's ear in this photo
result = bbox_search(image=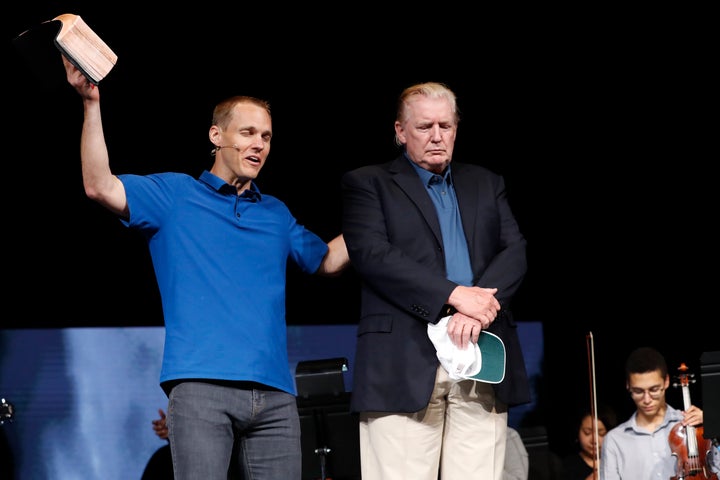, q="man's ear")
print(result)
[209,125,220,145]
